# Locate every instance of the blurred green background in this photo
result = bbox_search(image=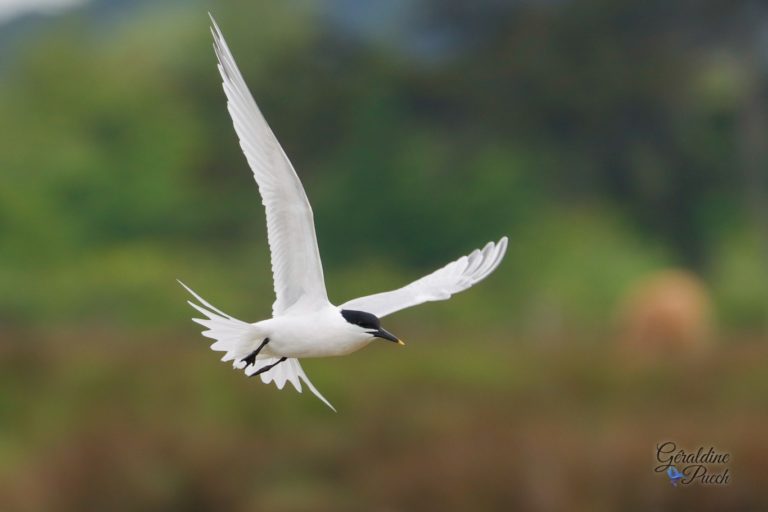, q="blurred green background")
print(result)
[1,0,767,510]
